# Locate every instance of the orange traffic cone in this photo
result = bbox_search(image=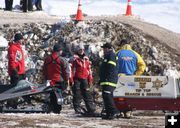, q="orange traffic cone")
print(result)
[125,0,132,16]
[75,4,83,21]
